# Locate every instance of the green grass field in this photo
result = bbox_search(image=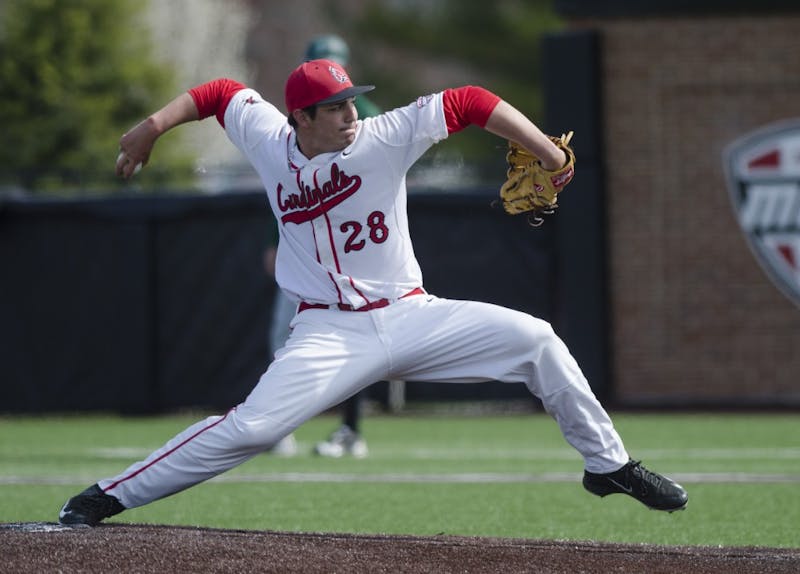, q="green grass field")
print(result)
[1,411,798,548]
